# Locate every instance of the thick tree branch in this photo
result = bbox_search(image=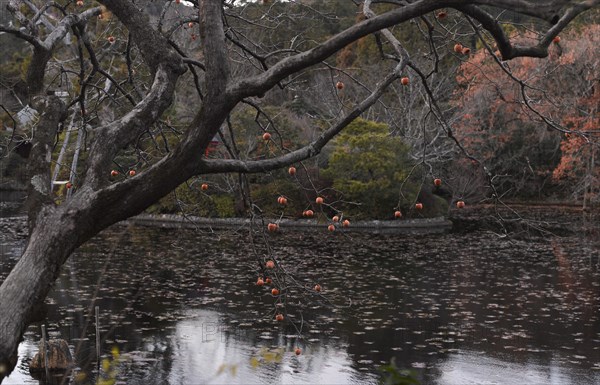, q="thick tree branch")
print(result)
[200,0,230,96]
[82,1,187,188]
[0,25,40,46]
[457,1,599,60]
[7,0,37,35]
[364,0,411,61]
[97,0,182,74]
[24,7,102,96]
[25,96,65,231]
[230,0,445,98]
[16,8,101,231]
[84,64,184,188]
[472,0,597,23]
[231,0,599,99]
[40,8,100,51]
[66,2,232,231]
[197,61,406,174]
